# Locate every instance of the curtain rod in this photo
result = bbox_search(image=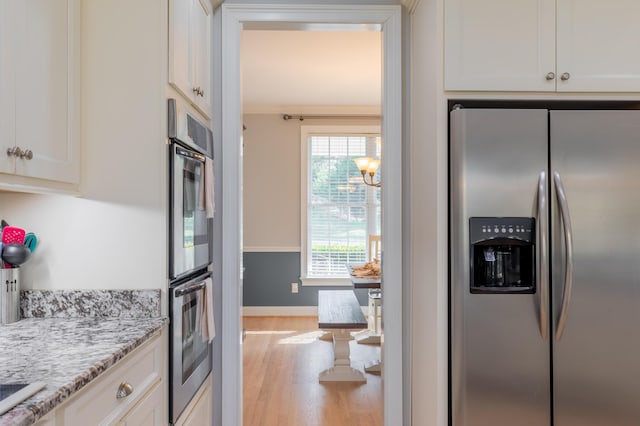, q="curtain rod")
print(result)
[282,114,380,121]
